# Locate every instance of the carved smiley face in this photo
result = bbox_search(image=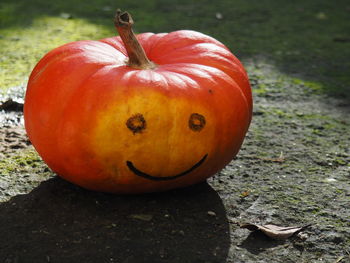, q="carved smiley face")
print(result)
[125,113,208,181]
[91,91,216,184]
